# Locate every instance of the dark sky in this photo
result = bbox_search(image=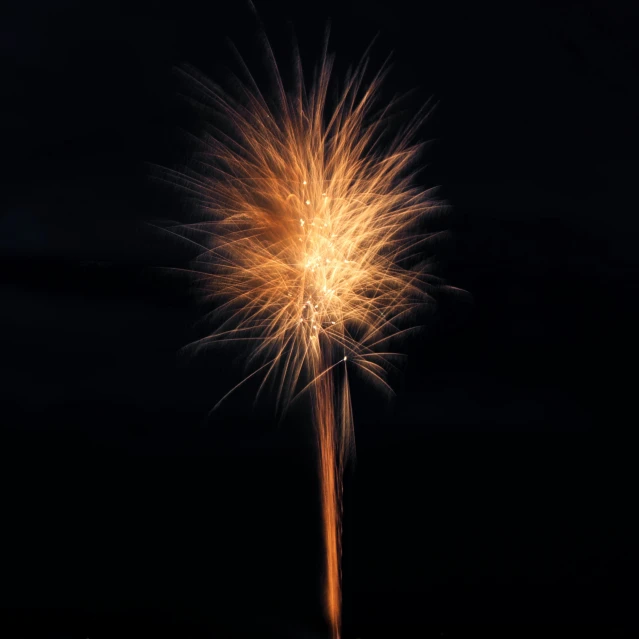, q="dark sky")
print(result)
[2,1,638,637]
